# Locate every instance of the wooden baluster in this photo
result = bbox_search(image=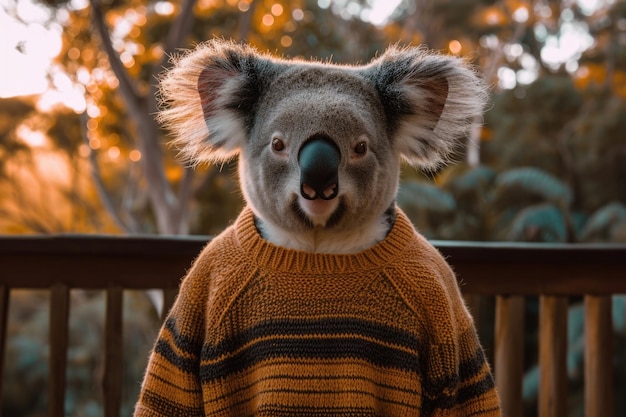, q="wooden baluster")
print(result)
[104,286,123,417]
[538,296,568,417]
[584,295,614,417]
[0,284,9,416]
[49,284,69,417]
[495,295,525,417]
